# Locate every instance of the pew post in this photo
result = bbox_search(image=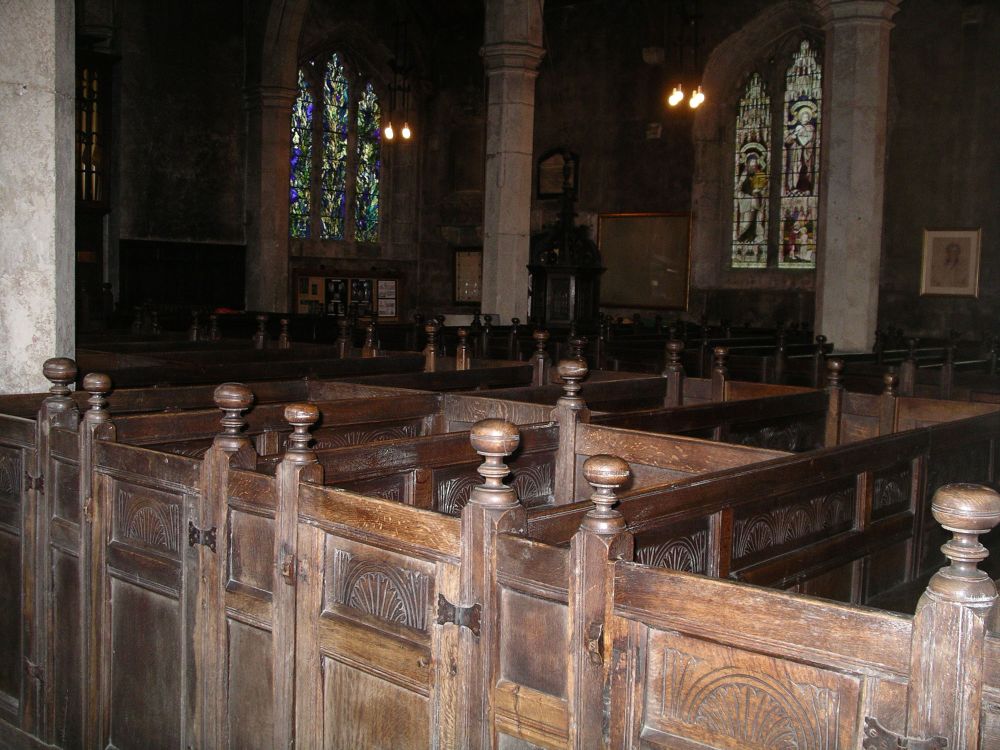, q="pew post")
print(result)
[552,359,591,504]
[456,328,471,370]
[150,310,161,336]
[661,340,685,407]
[361,321,377,357]
[335,317,350,358]
[899,338,918,396]
[568,456,634,749]
[25,360,81,739]
[710,346,728,402]
[508,317,521,360]
[824,358,844,446]
[531,329,551,386]
[458,419,525,749]
[773,328,787,384]
[479,314,493,358]
[272,403,322,750]
[940,342,955,399]
[278,318,291,350]
[195,384,256,749]
[188,310,201,342]
[80,374,117,750]
[903,483,1000,747]
[812,334,827,388]
[423,322,439,372]
[252,313,268,349]
[989,334,998,376]
[569,335,588,365]
[208,313,220,342]
[879,371,899,435]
